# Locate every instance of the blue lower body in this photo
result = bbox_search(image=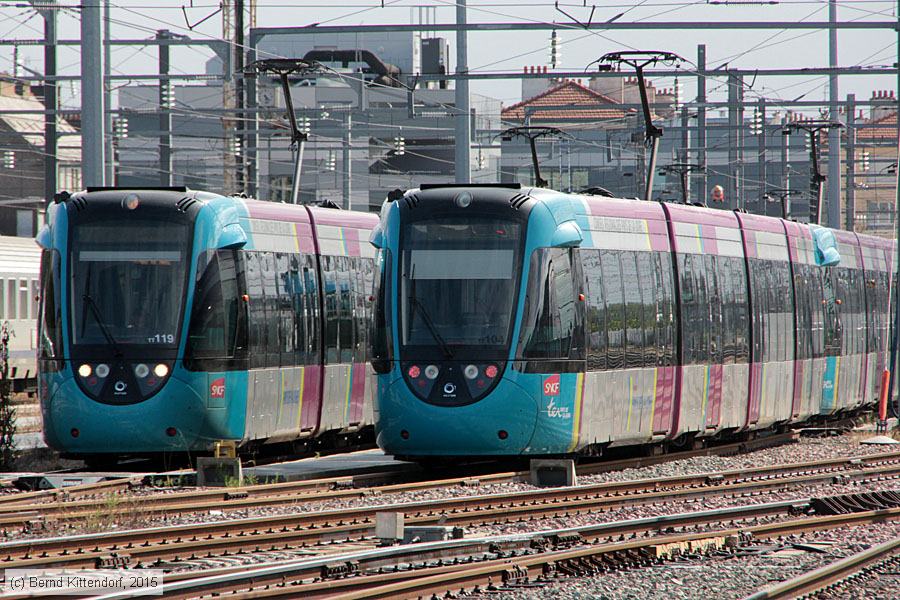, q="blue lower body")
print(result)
[41,370,247,455]
[376,372,579,457]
